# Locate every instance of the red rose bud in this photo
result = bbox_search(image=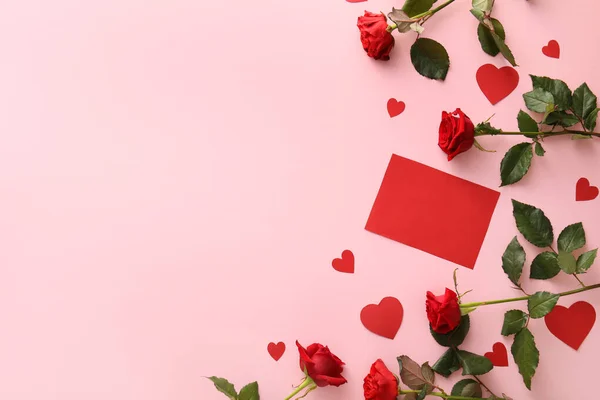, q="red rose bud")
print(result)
[438,108,475,161]
[357,11,395,61]
[363,359,398,400]
[296,341,347,387]
[426,288,462,334]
